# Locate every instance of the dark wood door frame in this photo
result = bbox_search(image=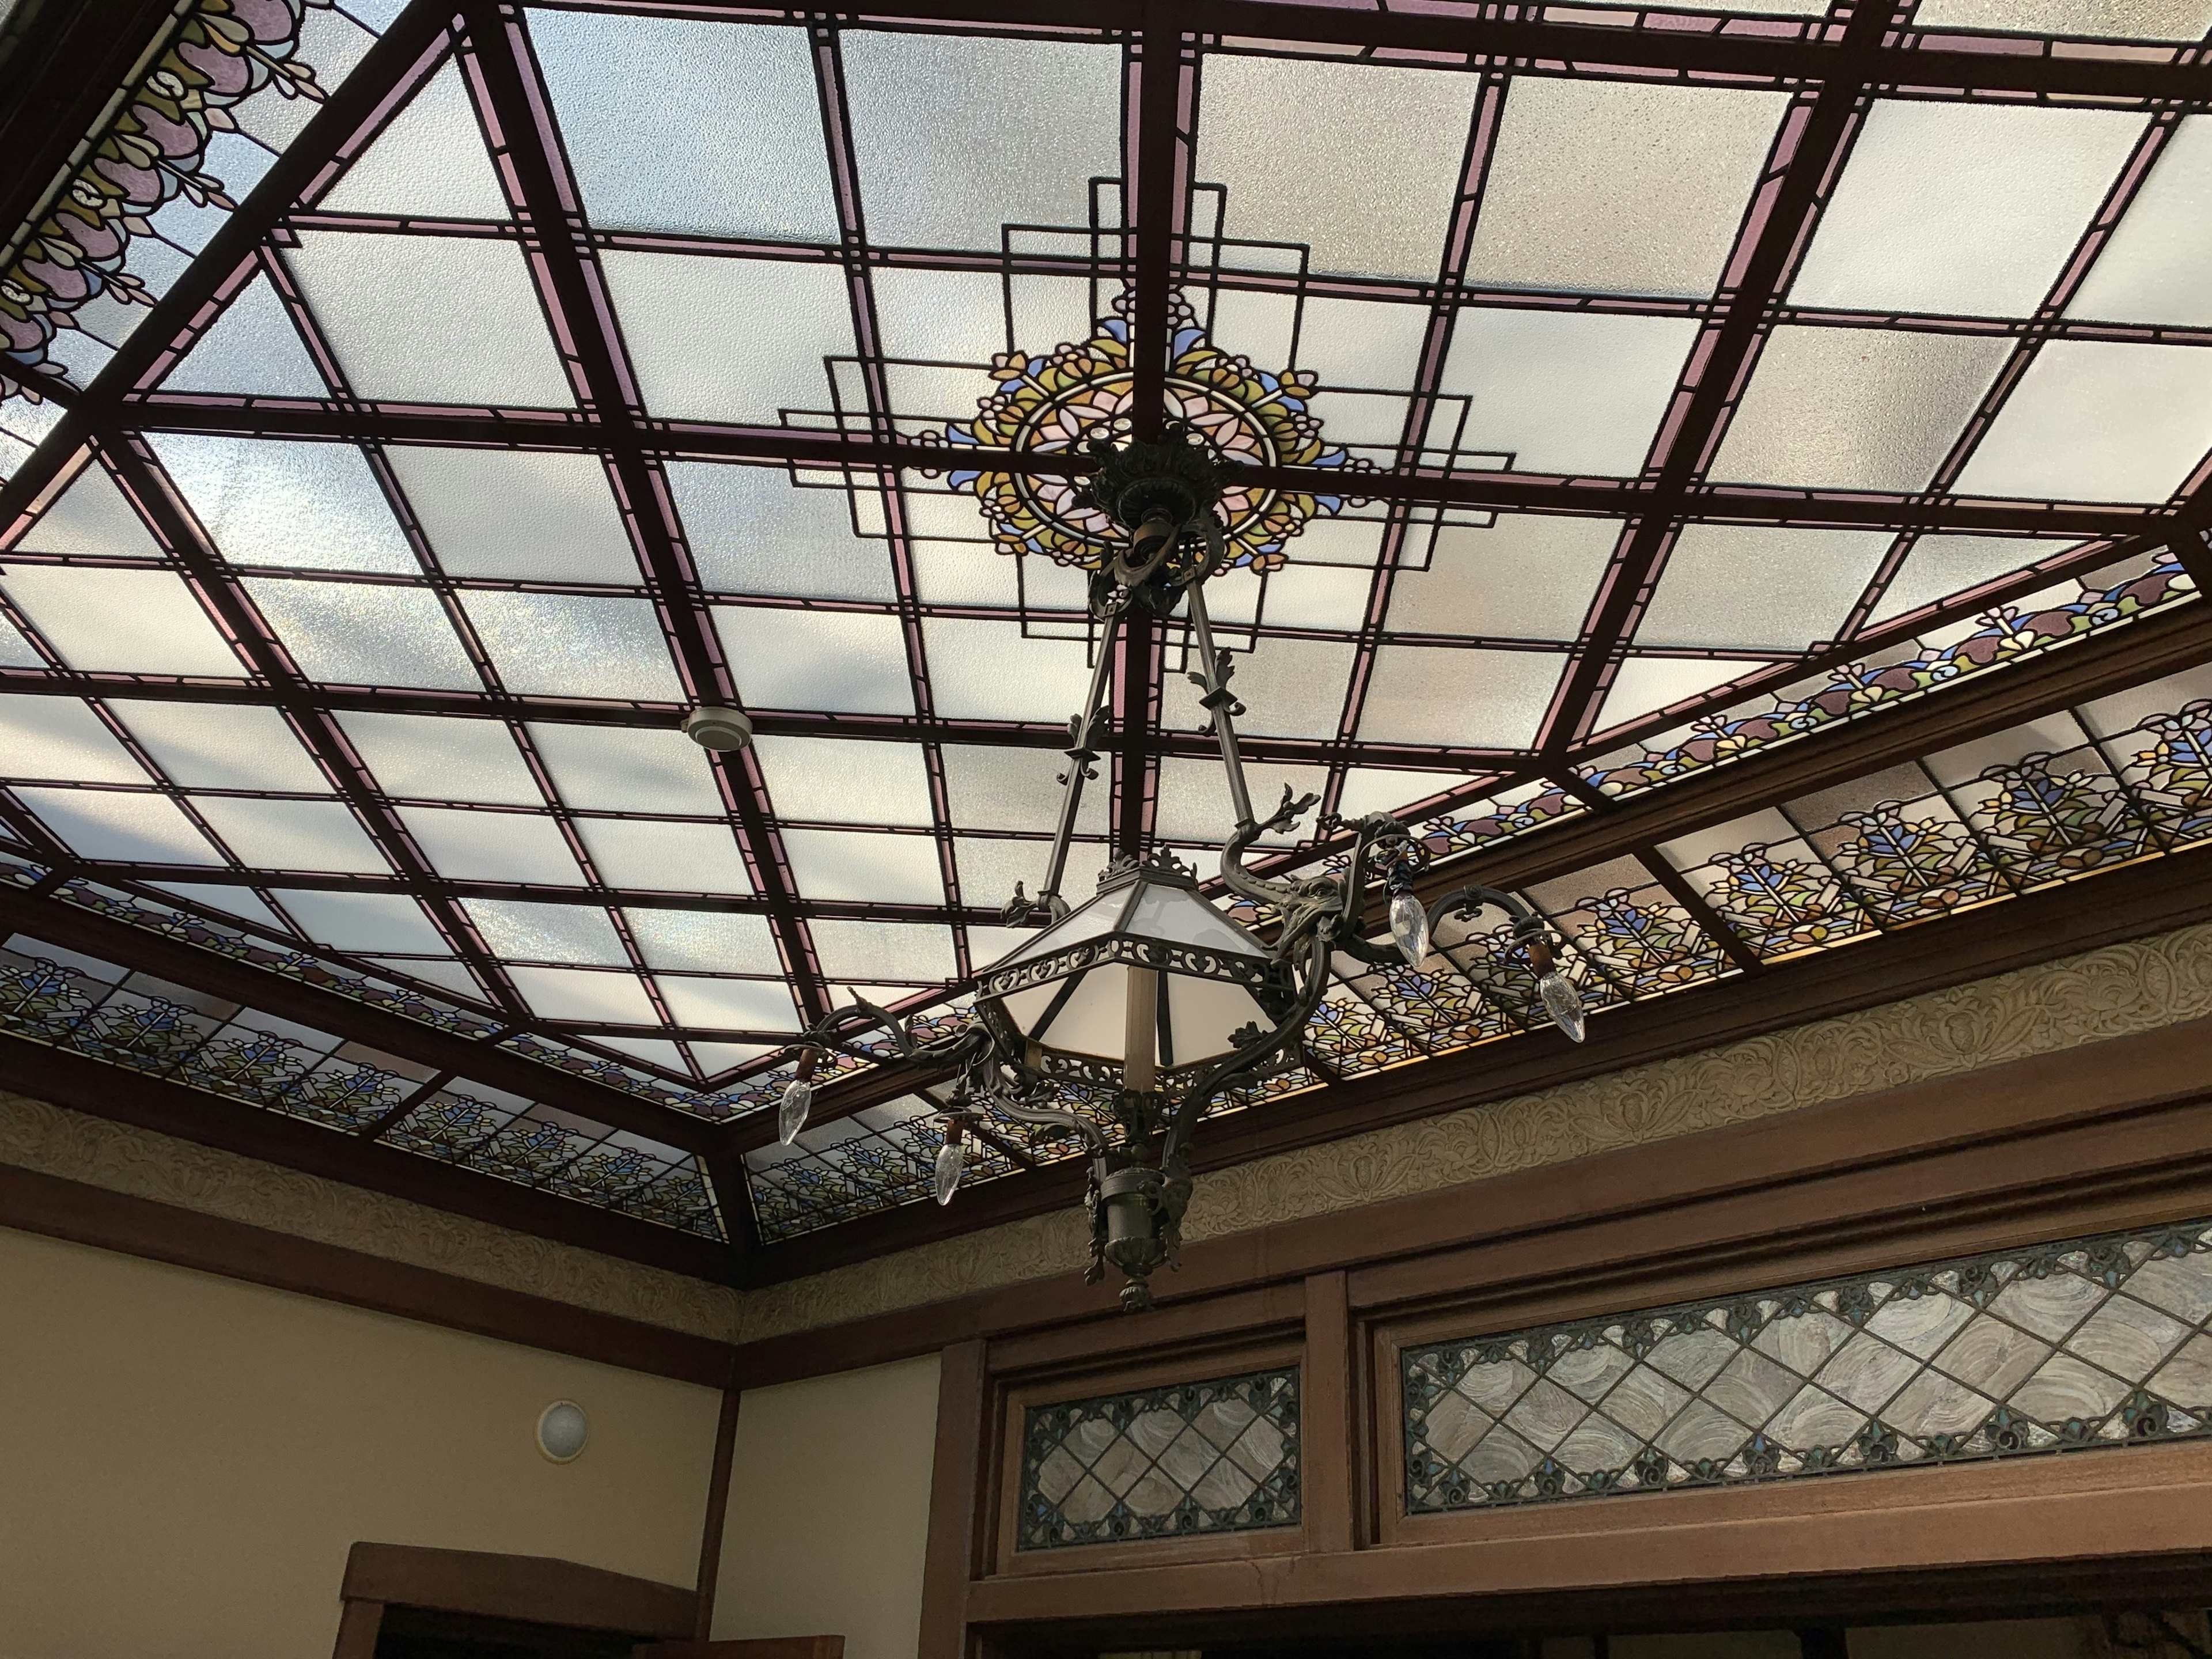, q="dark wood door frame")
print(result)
[328,1543,695,1657]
